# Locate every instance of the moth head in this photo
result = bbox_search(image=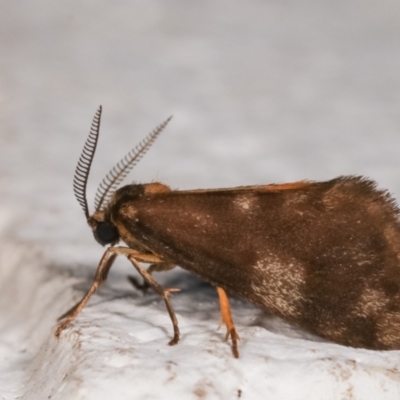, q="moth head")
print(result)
[73,106,171,246]
[87,211,120,246]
